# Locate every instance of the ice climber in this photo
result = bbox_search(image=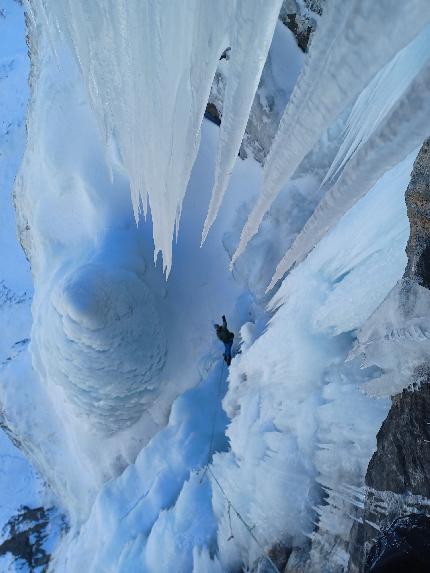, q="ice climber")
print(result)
[214,315,234,366]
